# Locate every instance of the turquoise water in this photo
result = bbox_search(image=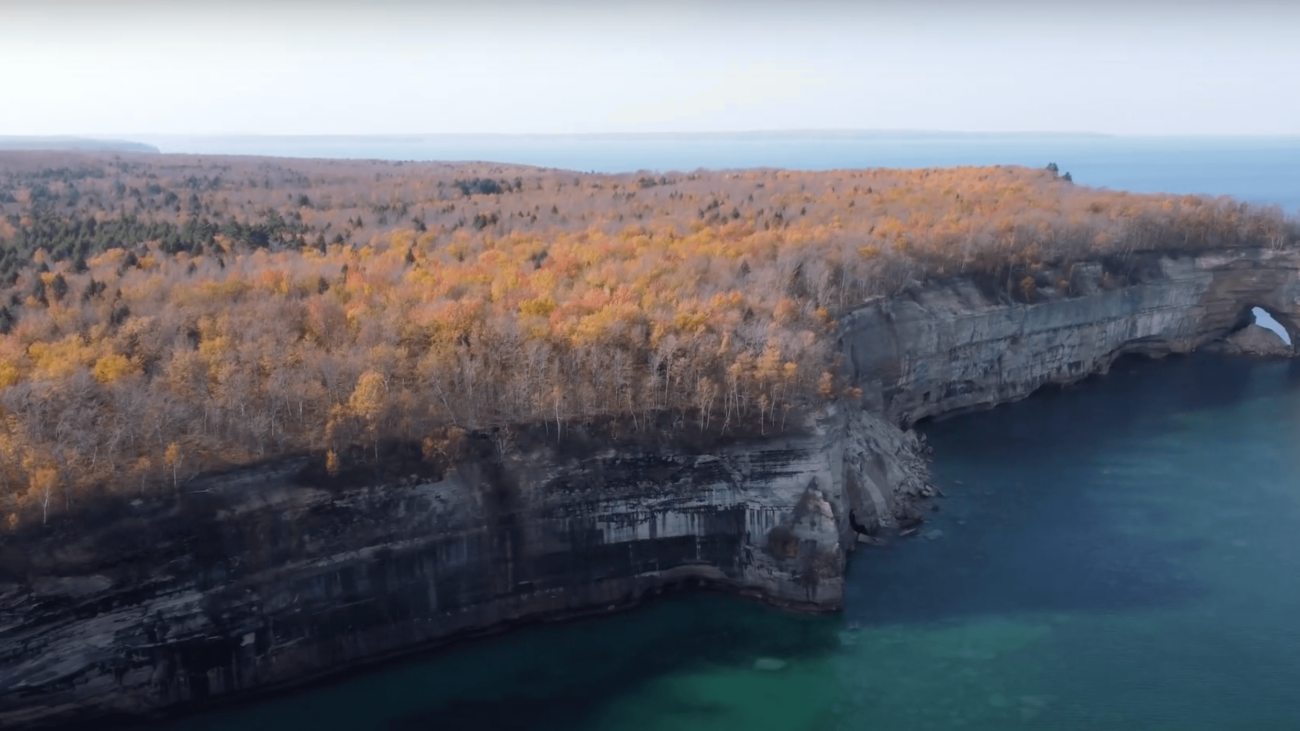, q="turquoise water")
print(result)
[145,353,1300,731]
